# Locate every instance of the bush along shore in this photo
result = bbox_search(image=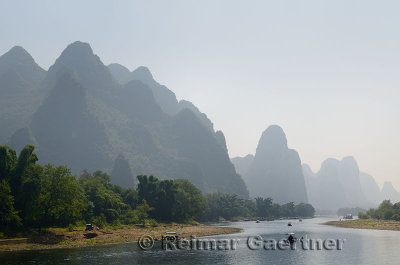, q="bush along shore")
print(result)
[0,145,315,251]
[324,200,400,231]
